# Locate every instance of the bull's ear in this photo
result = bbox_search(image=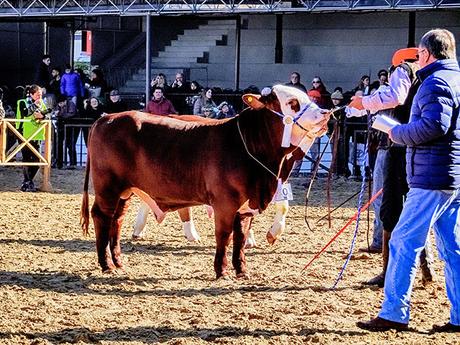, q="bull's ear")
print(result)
[242,94,265,110]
